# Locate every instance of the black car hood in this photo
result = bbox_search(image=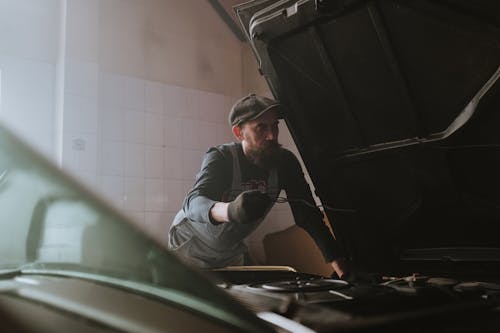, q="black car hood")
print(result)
[236,0,500,272]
